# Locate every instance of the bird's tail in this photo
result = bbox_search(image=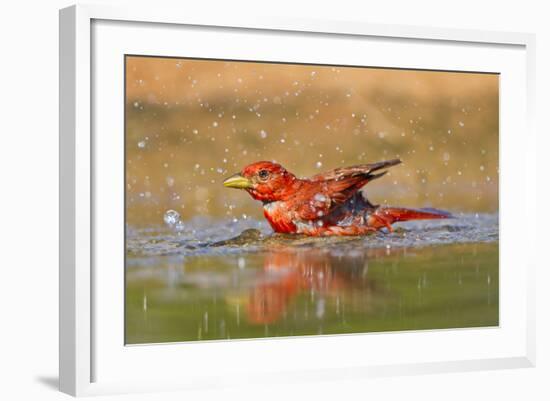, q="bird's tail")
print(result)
[368,207,451,231]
